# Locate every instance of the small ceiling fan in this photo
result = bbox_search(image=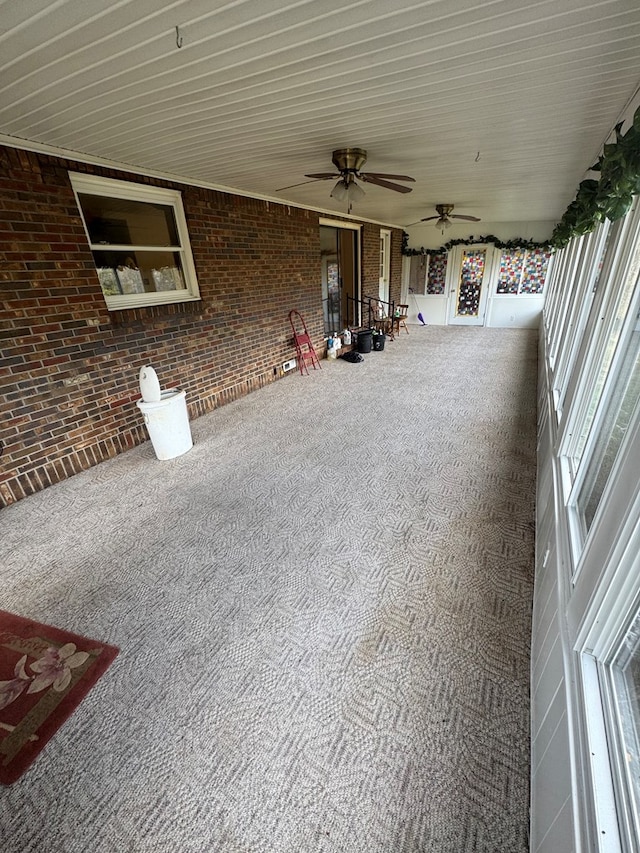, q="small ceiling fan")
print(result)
[277,148,415,207]
[408,204,481,233]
